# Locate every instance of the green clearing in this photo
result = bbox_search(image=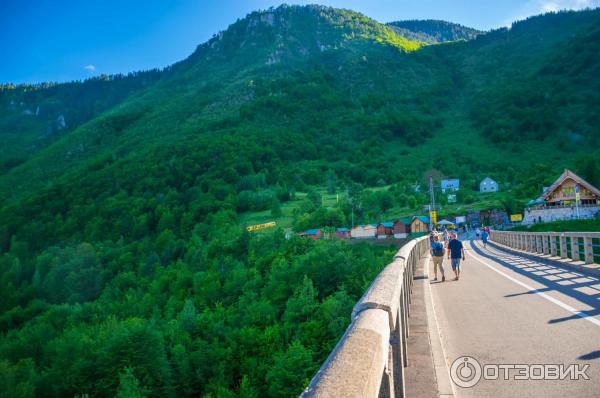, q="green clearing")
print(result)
[238,200,298,229]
